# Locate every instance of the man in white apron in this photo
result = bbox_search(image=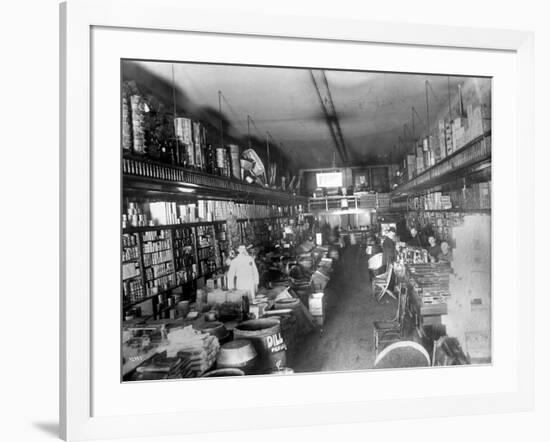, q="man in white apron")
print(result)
[227,245,259,299]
